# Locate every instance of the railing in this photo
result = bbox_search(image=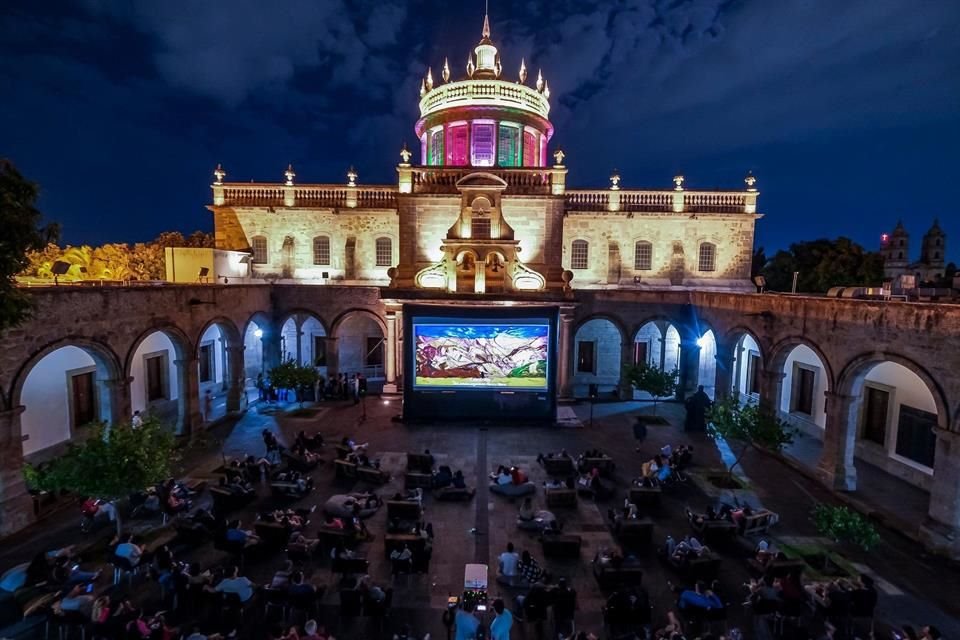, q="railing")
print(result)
[410,167,561,195]
[419,79,550,119]
[565,189,751,214]
[220,184,397,208]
